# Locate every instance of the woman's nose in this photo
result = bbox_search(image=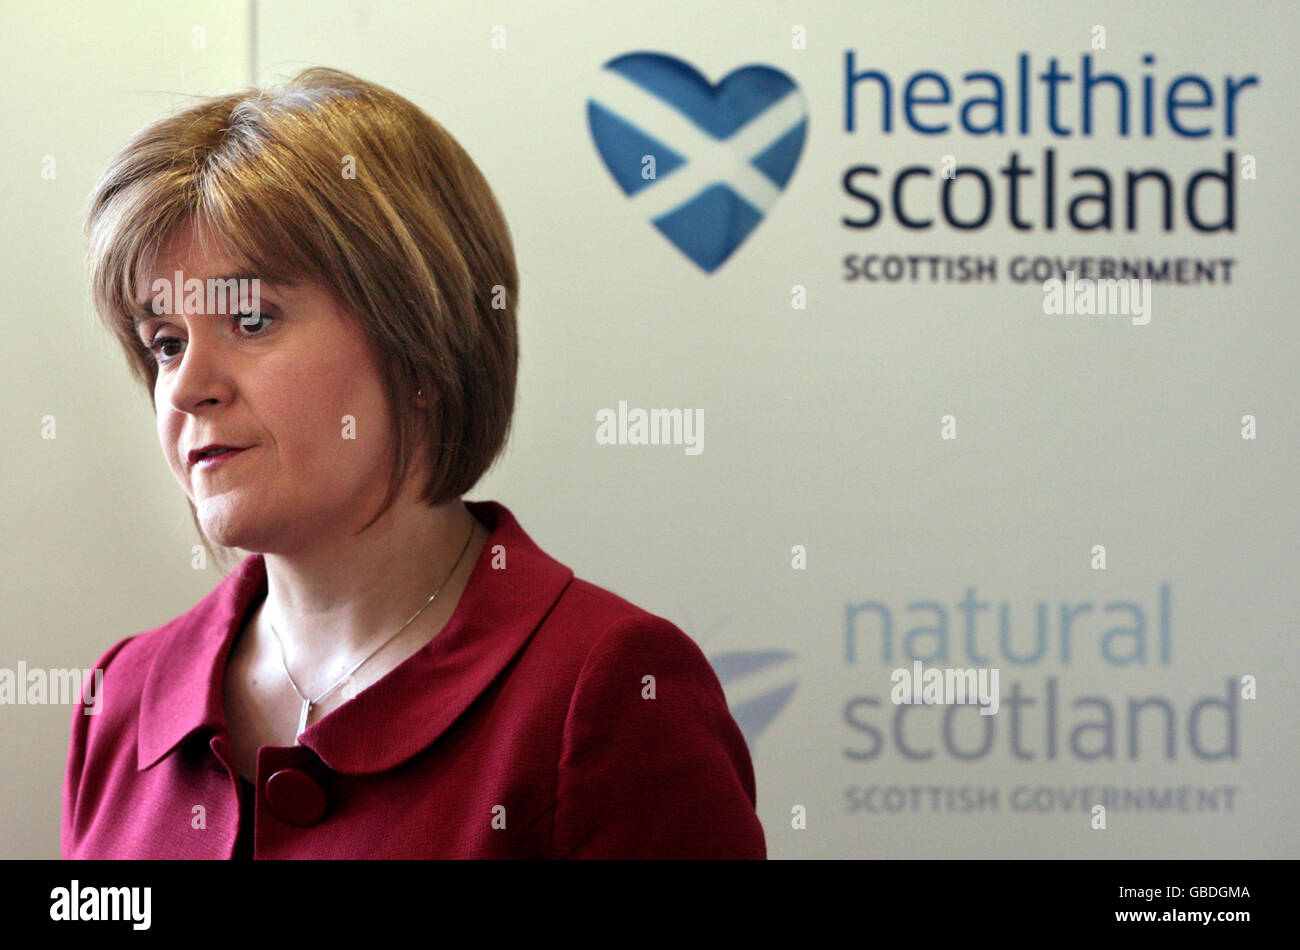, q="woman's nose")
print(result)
[164,319,232,412]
